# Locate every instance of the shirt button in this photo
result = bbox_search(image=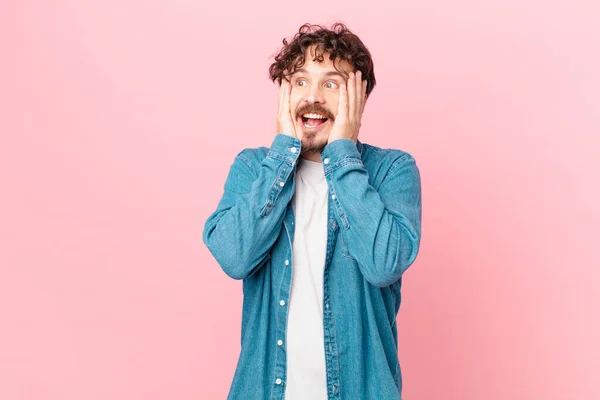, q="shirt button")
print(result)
[277,339,283,346]
[280,300,286,306]
[290,147,298,153]
[279,181,285,187]
[323,158,330,164]
[285,260,289,265]
[275,378,282,385]
[325,303,329,309]
[331,194,336,200]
